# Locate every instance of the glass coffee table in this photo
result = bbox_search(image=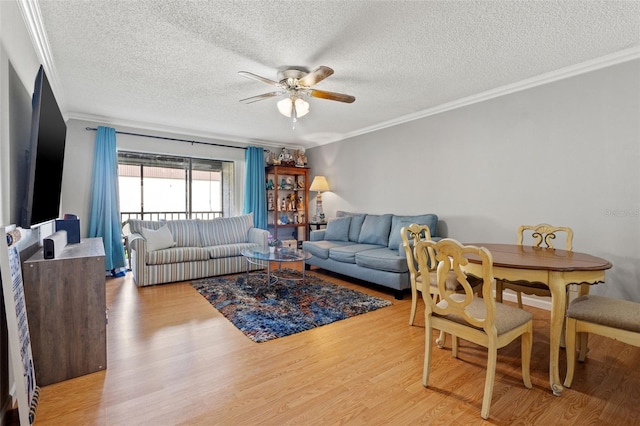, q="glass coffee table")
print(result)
[241,247,311,284]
